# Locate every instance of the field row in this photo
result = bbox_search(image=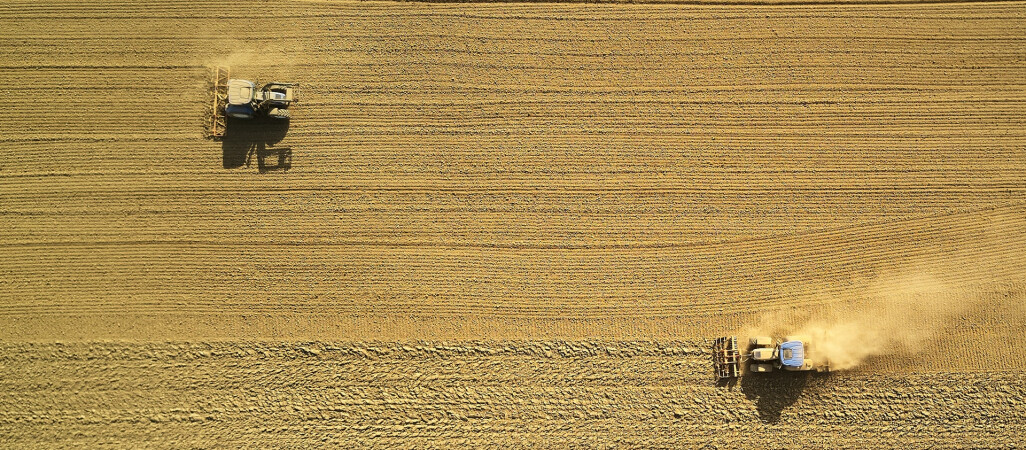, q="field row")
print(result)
[5,1,1026,18]
[1,341,1023,447]
[3,205,1025,359]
